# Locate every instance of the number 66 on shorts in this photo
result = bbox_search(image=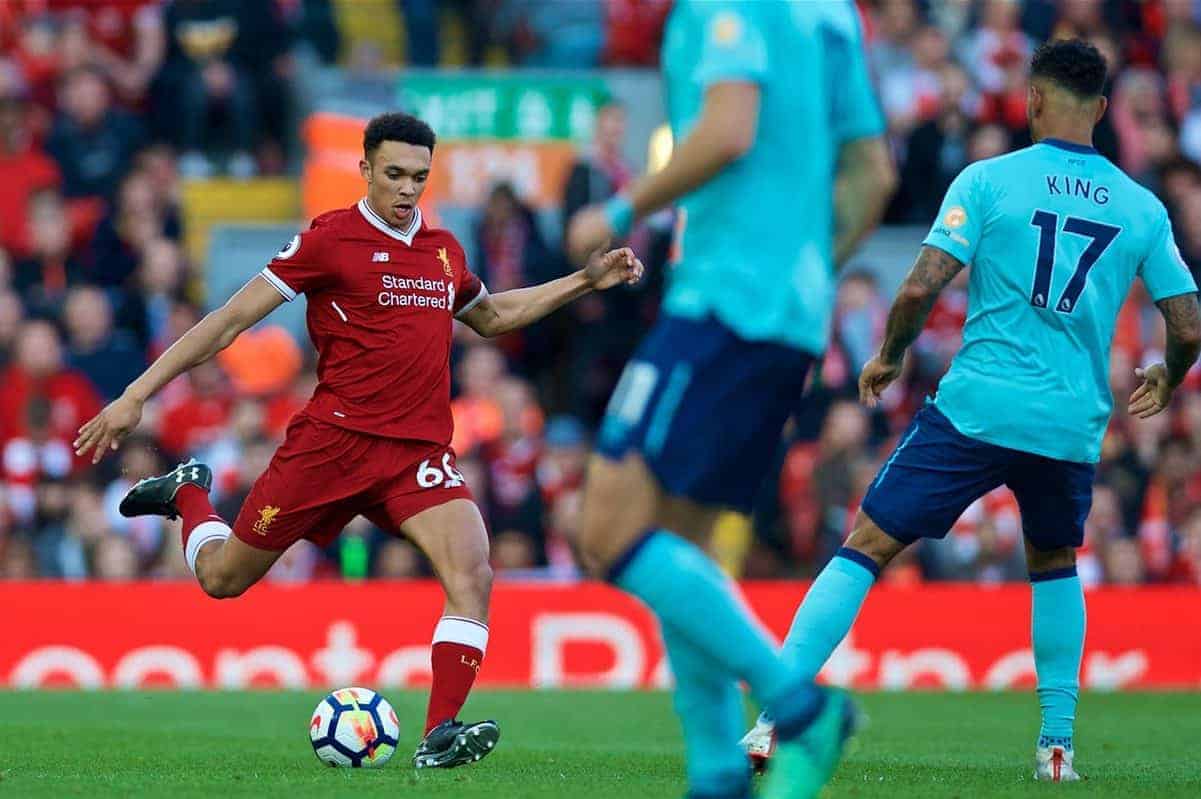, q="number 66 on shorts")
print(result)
[231,414,475,552]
